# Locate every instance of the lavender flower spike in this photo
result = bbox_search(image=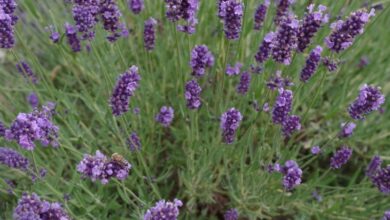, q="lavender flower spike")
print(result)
[0,147,29,170]
[127,132,141,152]
[219,0,244,40]
[220,108,243,144]
[110,66,141,116]
[325,9,375,53]
[236,71,251,95]
[300,46,322,82]
[311,146,321,155]
[190,45,214,77]
[226,62,242,76]
[155,106,174,127]
[297,4,328,52]
[129,0,144,14]
[281,160,302,191]
[322,57,338,72]
[371,165,390,194]
[254,0,270,30]
[0,11,15,49]
[165,0,200,34]
[65,23,81,52]
[144,17,157,51]
[255,32,275,64]
[339,122,356,138]
[272,15,299,65]
[185,80,202,109]
[27,92,39,108]
[16,61,38,84]
[274,0,295,26]
[100,0,126,42]
[72,1,100,41]
[330,146,352,169]
[224,208,239,220]
[348,84,385,120]
[383,210,390,220]
[272,89,293,124]
[282,115,301,137]
[144,199,183,220]
[366,155,382,178]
